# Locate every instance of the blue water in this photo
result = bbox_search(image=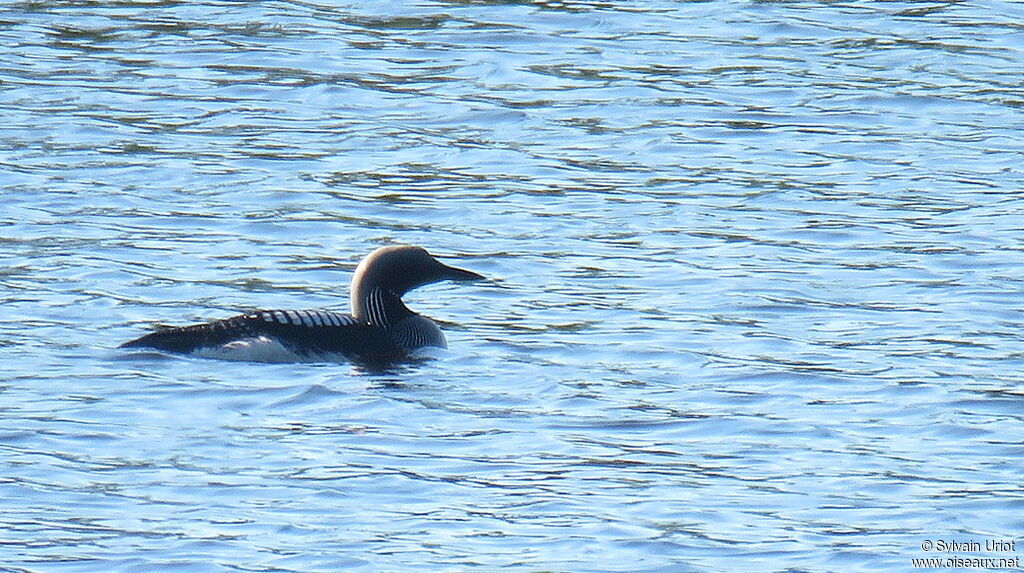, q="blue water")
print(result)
[2,1,1024,571]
